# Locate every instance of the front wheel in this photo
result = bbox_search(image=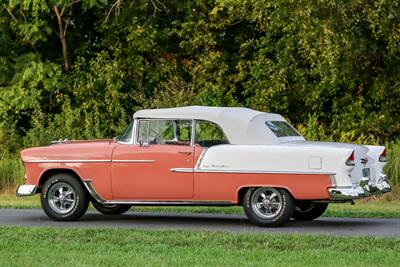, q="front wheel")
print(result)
[92,201,131,215]
[243,187,295,227]
[292,202,328,221]
[41,174,89,221]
